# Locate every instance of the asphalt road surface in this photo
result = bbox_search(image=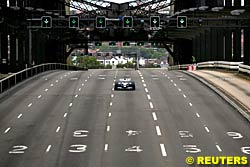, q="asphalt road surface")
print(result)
[0,69,249,167]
